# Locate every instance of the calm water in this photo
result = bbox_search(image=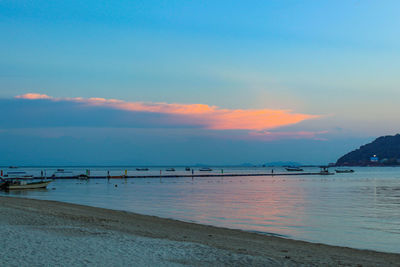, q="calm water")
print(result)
[1,166,400,253]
